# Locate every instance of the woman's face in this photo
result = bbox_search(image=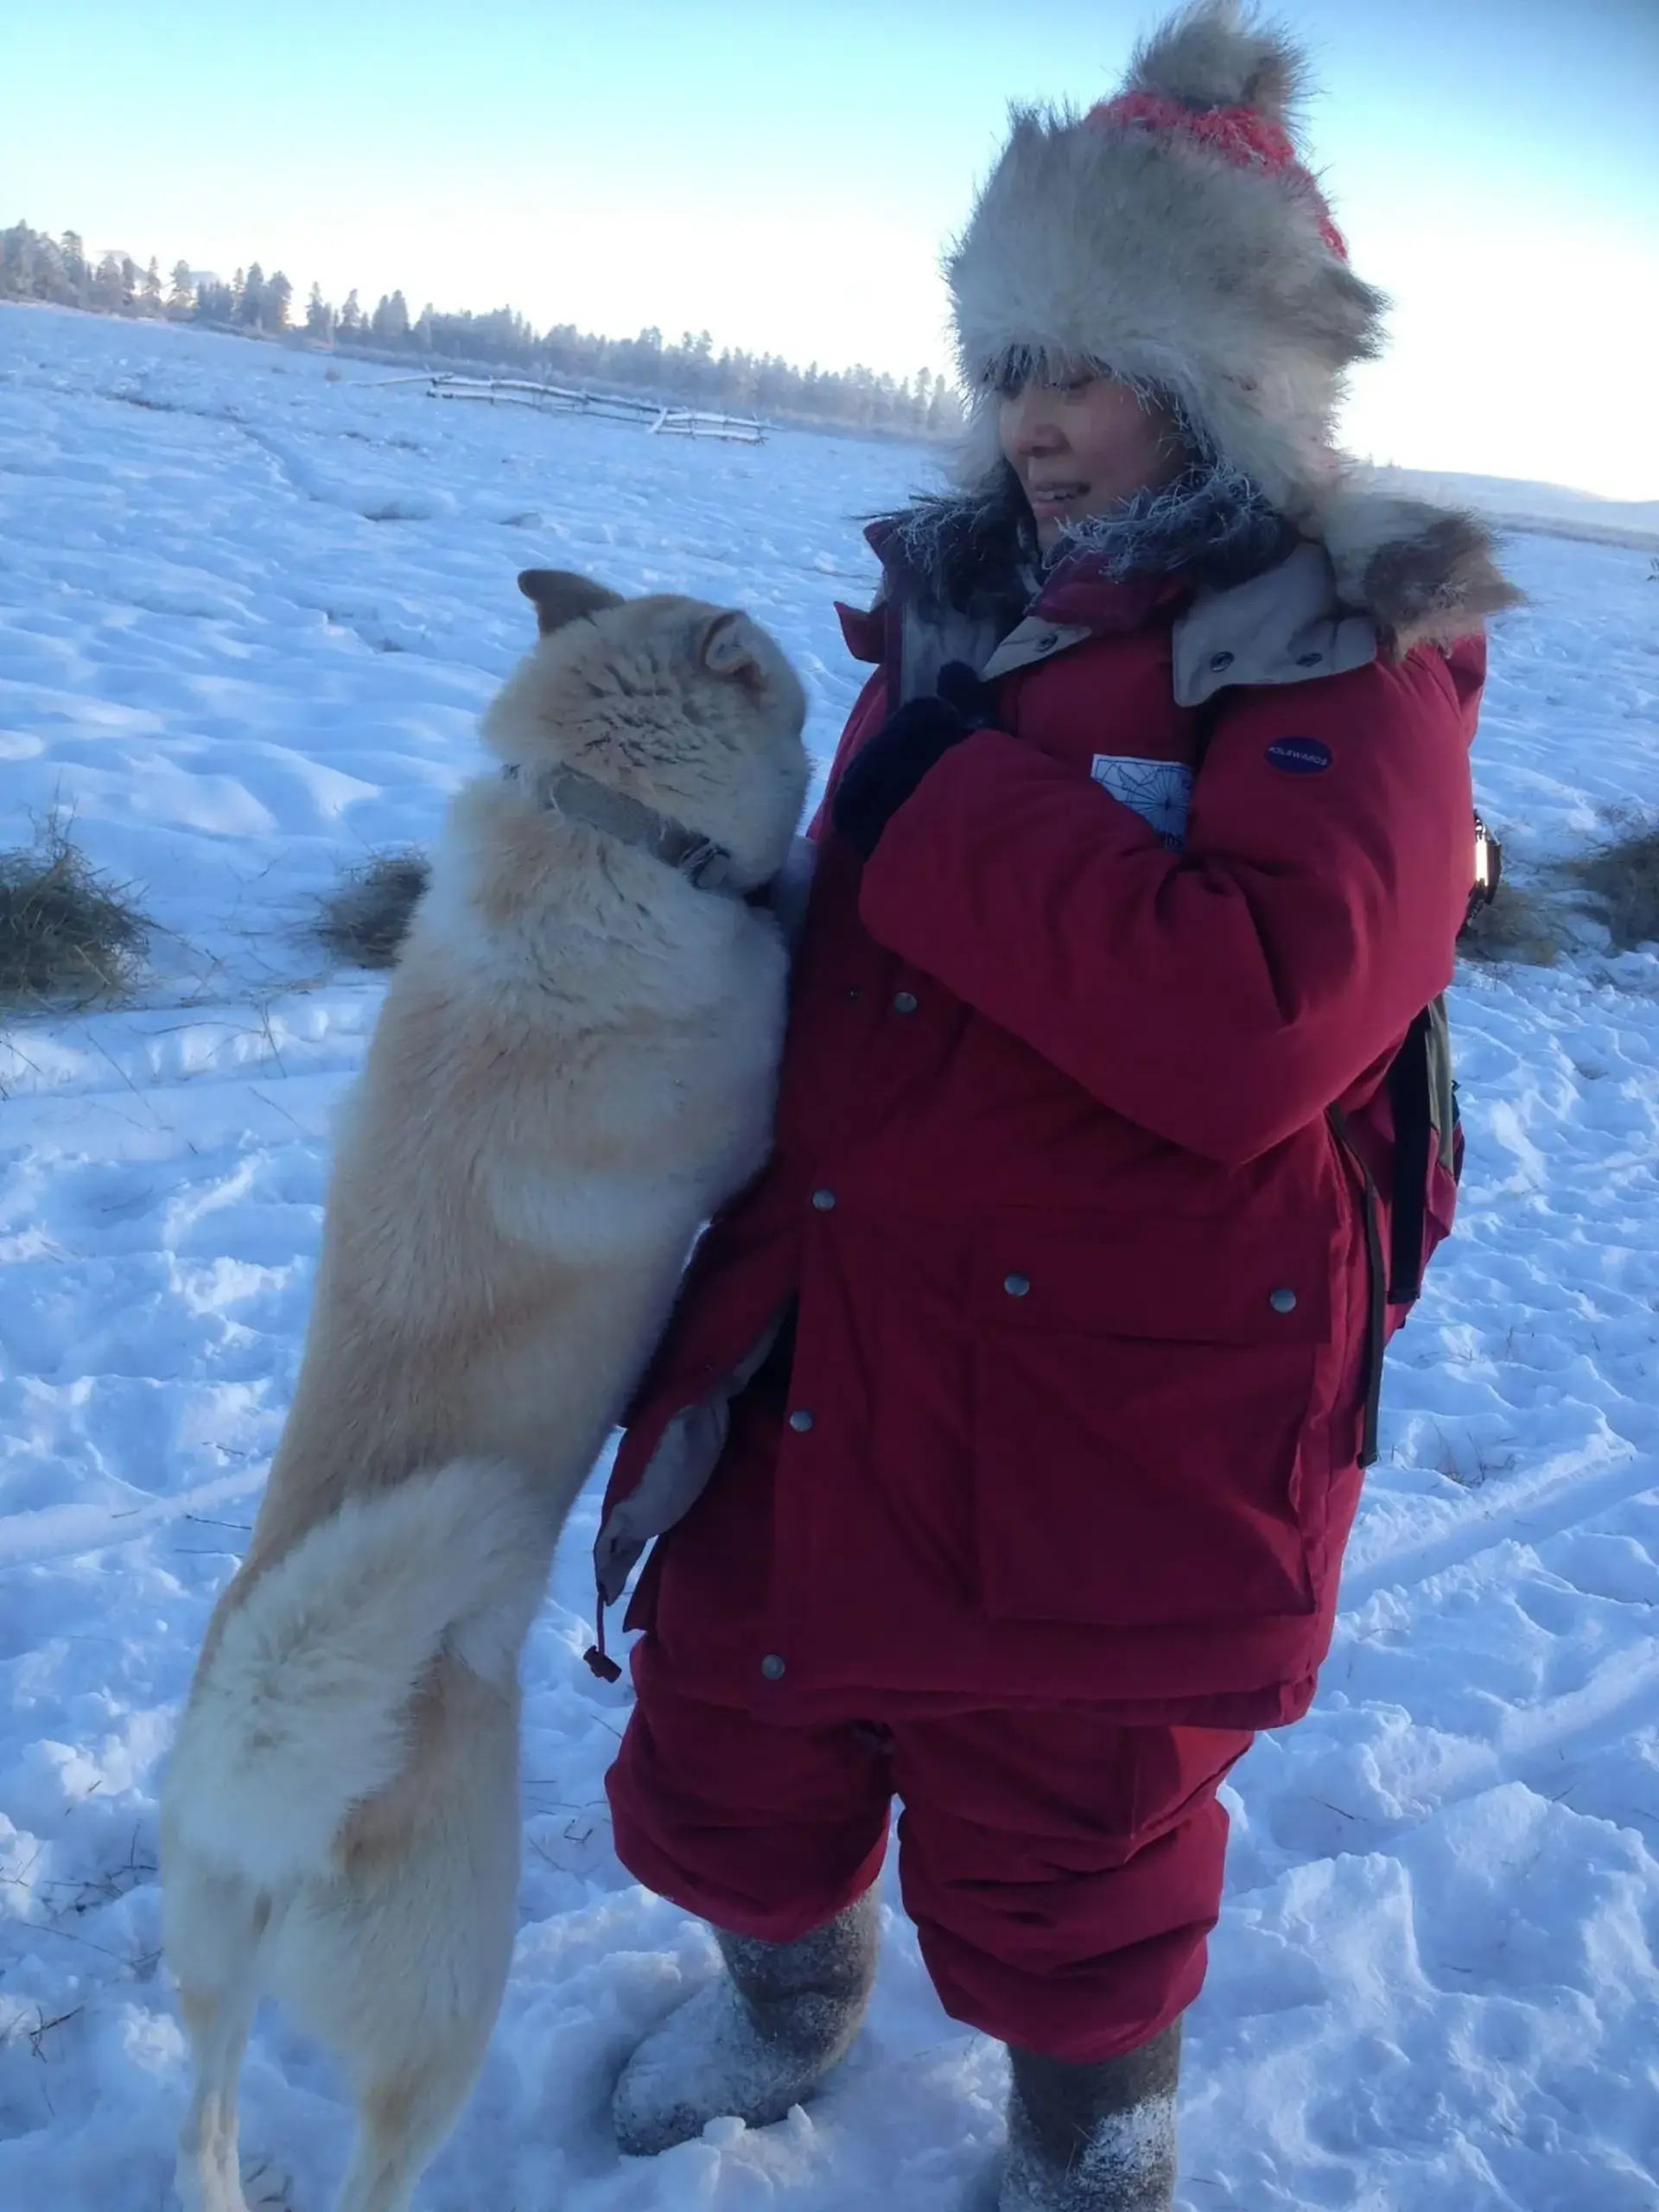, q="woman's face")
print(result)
[998,373,1186,550]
